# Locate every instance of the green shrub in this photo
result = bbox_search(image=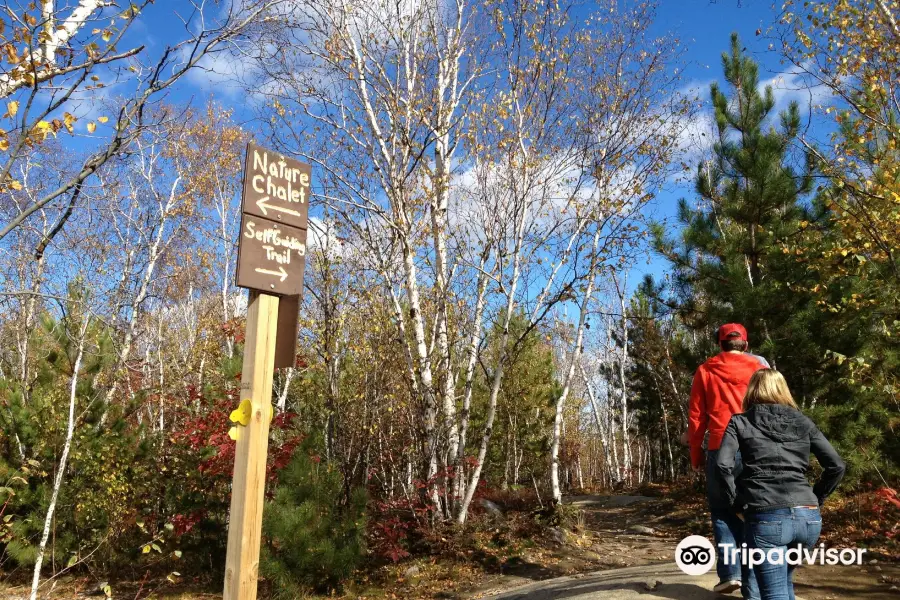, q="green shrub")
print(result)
[261,438,367,597]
